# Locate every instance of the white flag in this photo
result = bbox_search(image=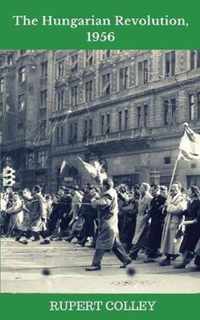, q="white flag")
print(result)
[179,123,200,160]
